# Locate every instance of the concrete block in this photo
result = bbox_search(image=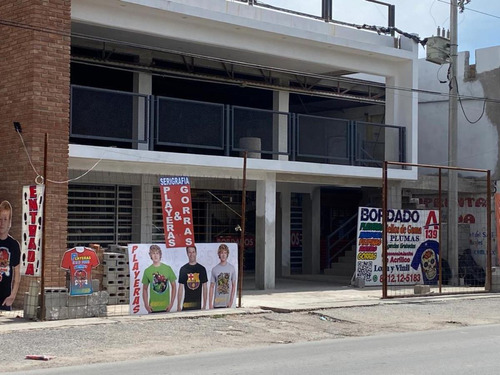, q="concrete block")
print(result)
[108,295,129,305]
[103,259,117,267]
[44,287,68,294]
[24,292,38,320]
[103,253,129,268]
[28,279,40,295]
[68,295,89,307]
[107,245,128,254]
[69,306,90,319]
[46,306,69,321]
[88,291,109,305]
[105,285,129,294]
[491,283,500,292]
[103,273,129,286]
[92,279,100,291]
[414,284,431,295]
[44,288,69,309]
[88,304,107,317]
[351,277,365,288]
